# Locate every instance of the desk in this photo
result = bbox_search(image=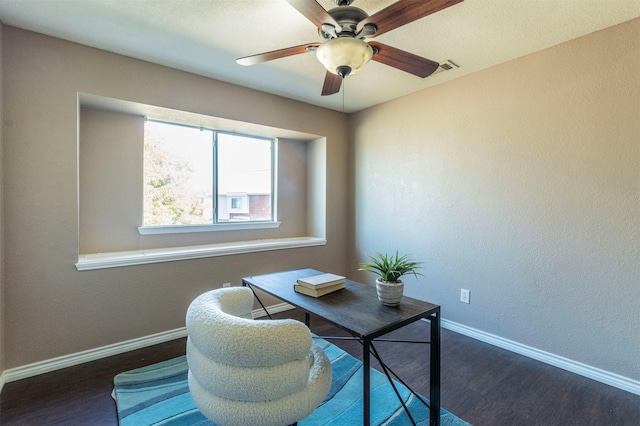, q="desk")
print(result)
[242,268,441,426]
